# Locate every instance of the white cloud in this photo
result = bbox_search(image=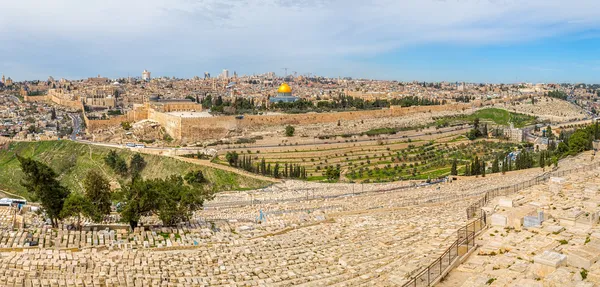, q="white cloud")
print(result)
[1,0,600,79]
